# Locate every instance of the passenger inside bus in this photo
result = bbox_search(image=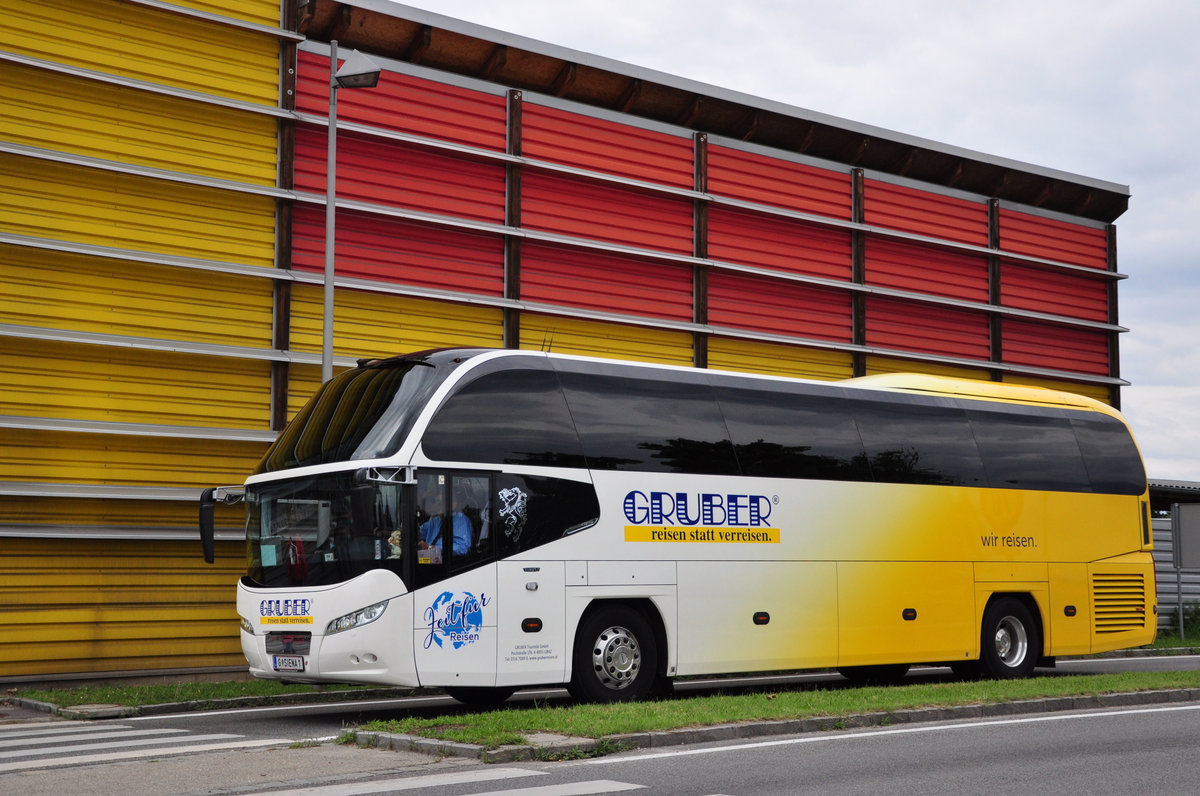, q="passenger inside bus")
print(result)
[417,476,473,564]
